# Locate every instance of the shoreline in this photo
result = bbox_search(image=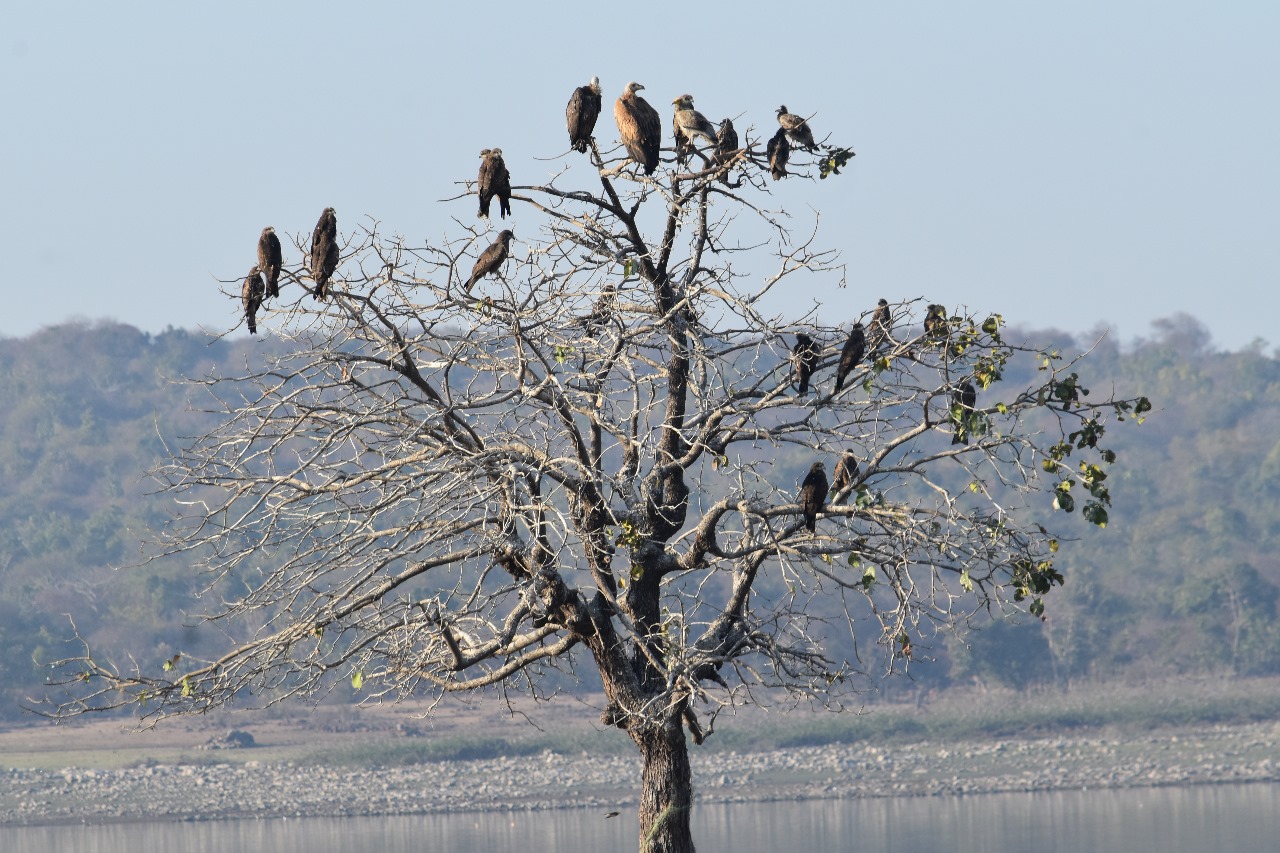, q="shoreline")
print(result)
[3,719,1278,827]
